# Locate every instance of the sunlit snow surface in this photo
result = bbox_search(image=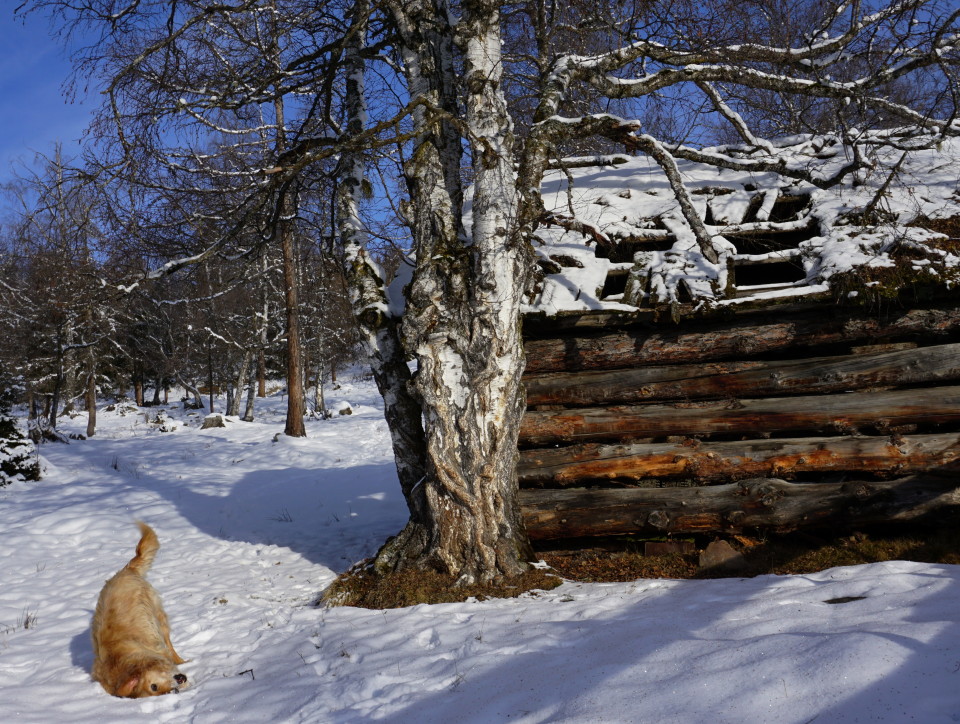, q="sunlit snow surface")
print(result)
[2,379,960,722]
